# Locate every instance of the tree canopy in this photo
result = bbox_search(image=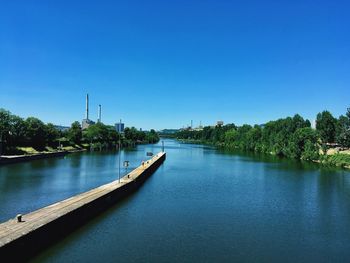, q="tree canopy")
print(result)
[176,109,350,161]
[316,111,337,143]
[0,108,160,154]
